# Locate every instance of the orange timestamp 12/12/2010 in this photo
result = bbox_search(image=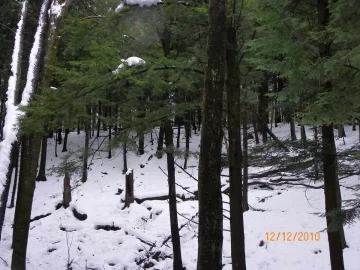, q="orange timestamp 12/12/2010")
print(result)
[265,232,321,242]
